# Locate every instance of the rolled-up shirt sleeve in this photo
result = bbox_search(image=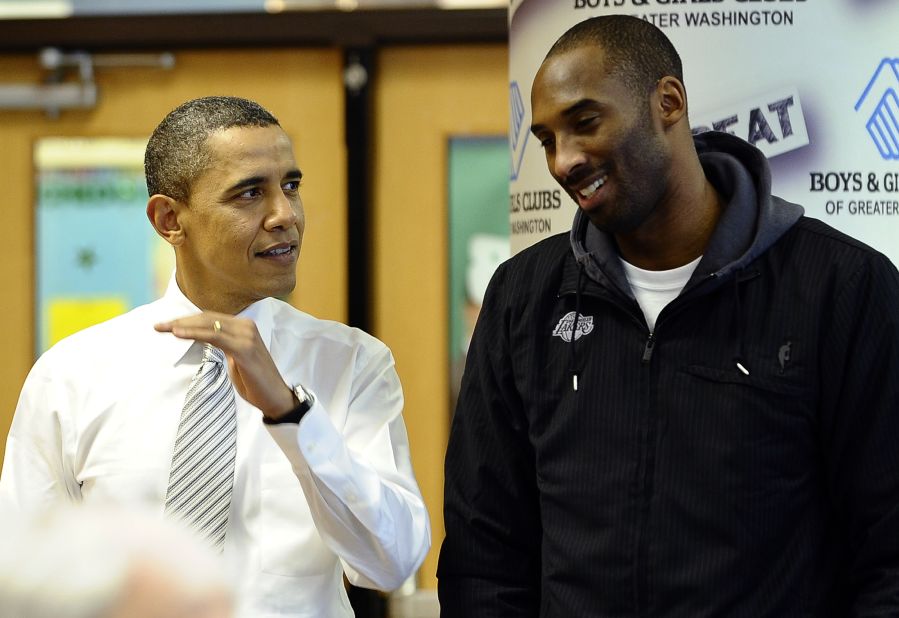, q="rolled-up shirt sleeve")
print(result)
[265,347,430,591]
